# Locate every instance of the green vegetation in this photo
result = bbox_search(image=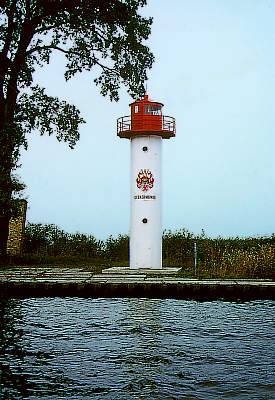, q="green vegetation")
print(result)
[19,223,129,272]
[9,223,275,280]
[163,229,274,279]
